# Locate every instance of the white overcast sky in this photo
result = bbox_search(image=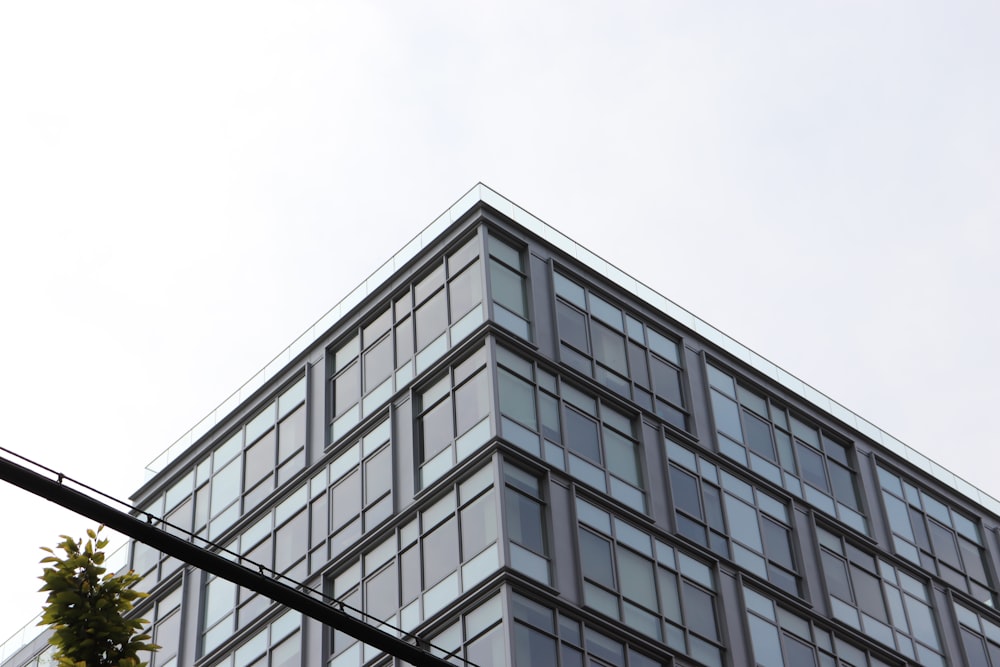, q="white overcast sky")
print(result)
[1,0,998,647]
